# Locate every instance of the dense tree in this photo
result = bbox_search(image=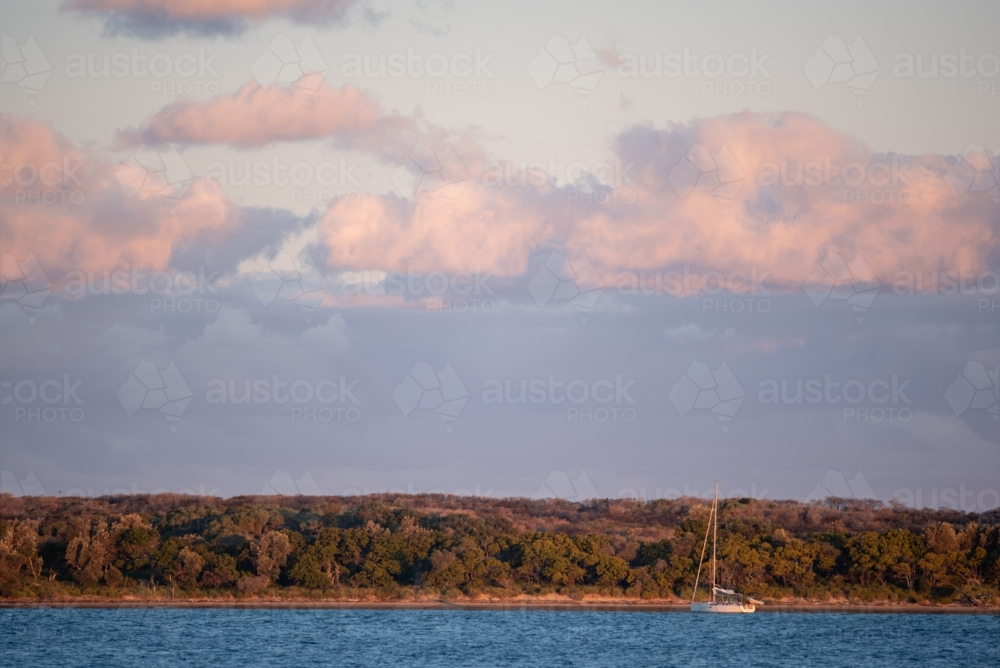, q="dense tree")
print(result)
[0,493,996,604]
[199,552,238,588]
[65,518,116,587]
[0,520,42,594]
[252,530,292,582]
[769,539,818,589]
[175,548,204,587]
